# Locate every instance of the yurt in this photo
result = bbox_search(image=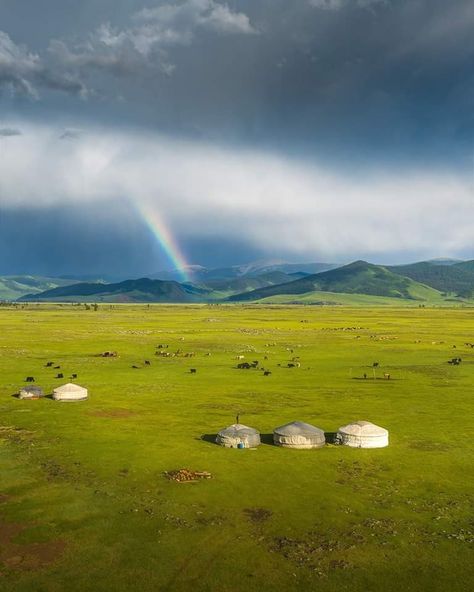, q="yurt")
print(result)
[52,383,88,402]
[338,421,388,448]
[18,386,44,400]
[216,423,261,448]
[273,421,326,449]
